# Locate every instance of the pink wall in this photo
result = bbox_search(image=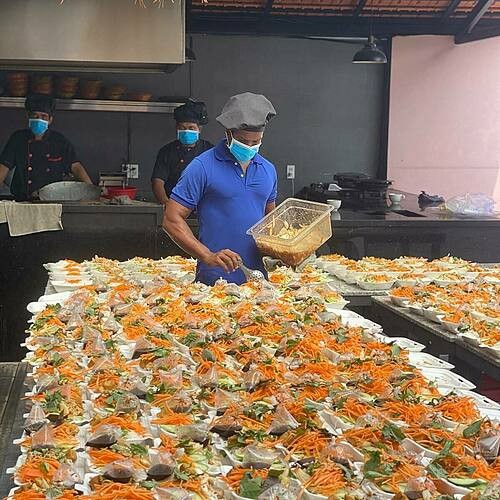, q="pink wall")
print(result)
[388,35,500,204]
